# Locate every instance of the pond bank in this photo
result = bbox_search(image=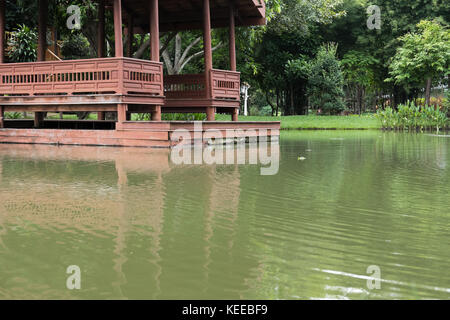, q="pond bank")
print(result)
[217,114,449,131]
[216,114,382,130]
